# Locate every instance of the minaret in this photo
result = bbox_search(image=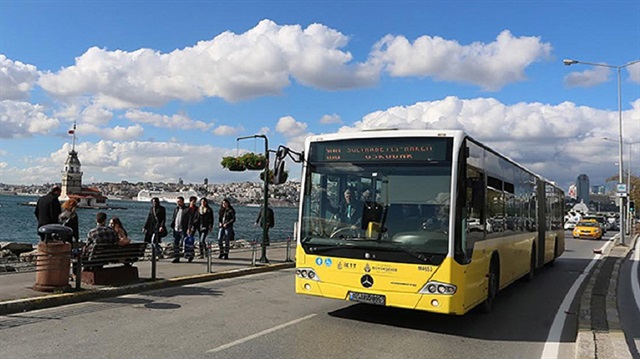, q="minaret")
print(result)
[60,122,83,200]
